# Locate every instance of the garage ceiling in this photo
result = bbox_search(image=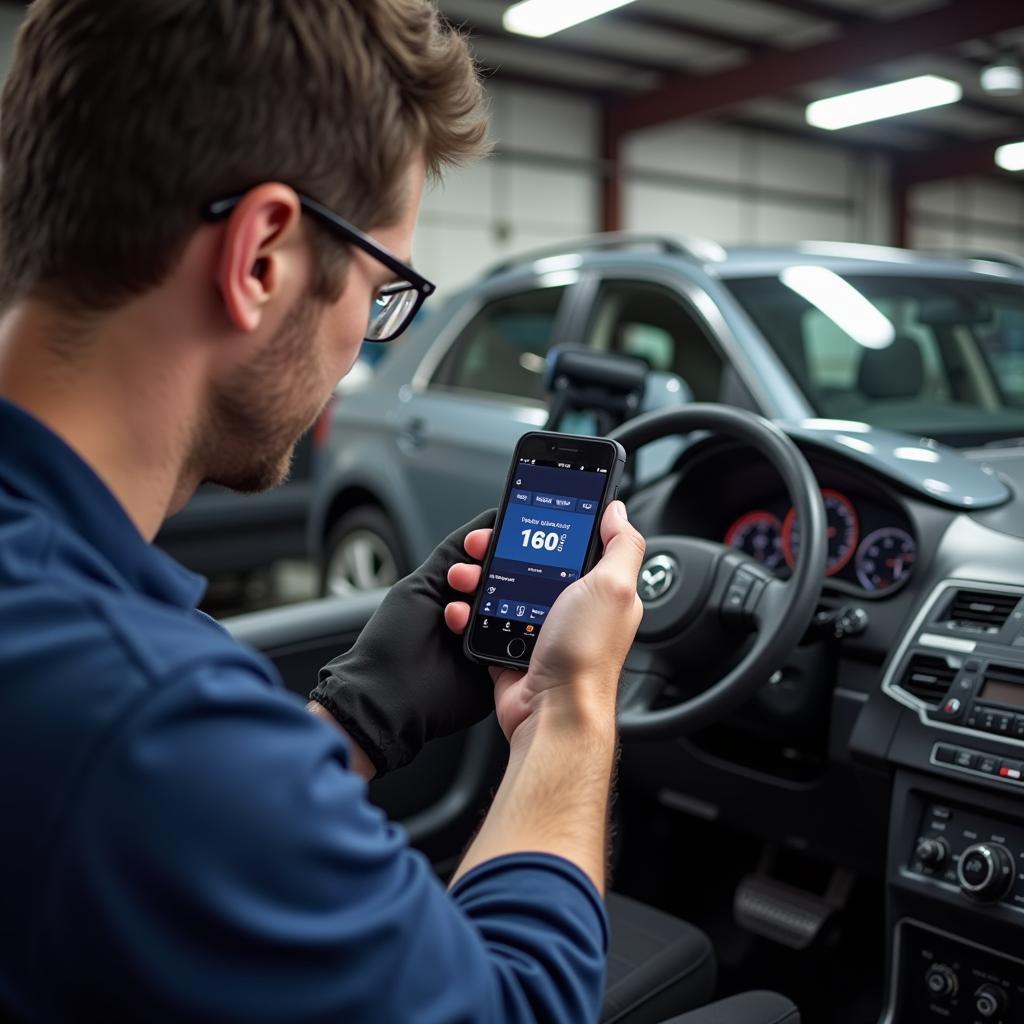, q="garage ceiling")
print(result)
[442,0,1024,159]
